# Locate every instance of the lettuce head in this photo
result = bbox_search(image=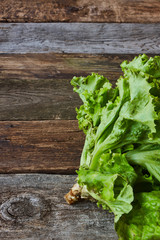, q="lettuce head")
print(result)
[70,54,160,239]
